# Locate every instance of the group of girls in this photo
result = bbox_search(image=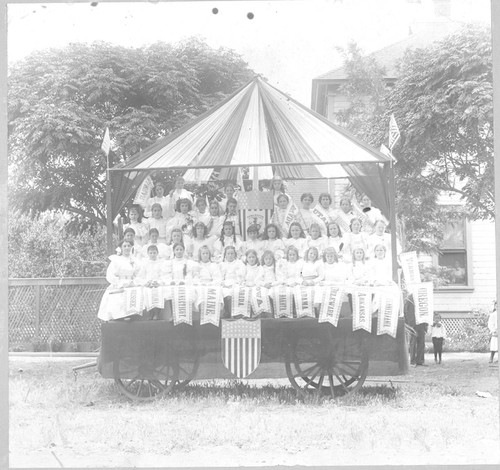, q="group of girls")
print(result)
[98,176,400,321]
